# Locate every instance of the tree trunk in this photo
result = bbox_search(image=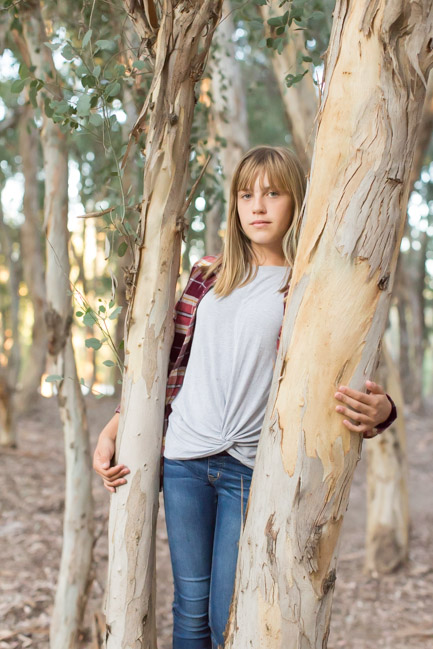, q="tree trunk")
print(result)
[365,344,409,574]
[208,2,249,206]
[409,229,427,413]
[259,1,317,170]
[114,72,139,397]
[18,4,94,648]
[225,3,433,647]
[0,194,20,447]
[104,2,223,646]
[15,103,48,413]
